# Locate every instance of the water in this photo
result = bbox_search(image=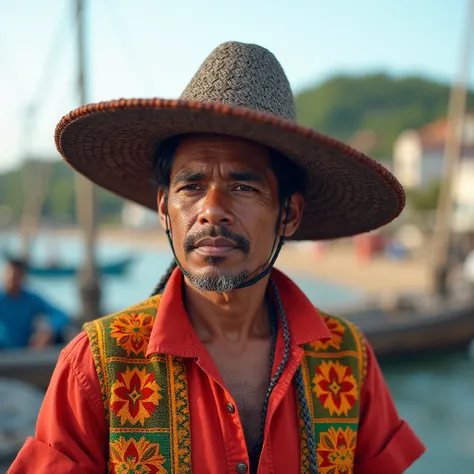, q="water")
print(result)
[384,353,474,473]
[1,233,473,472]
